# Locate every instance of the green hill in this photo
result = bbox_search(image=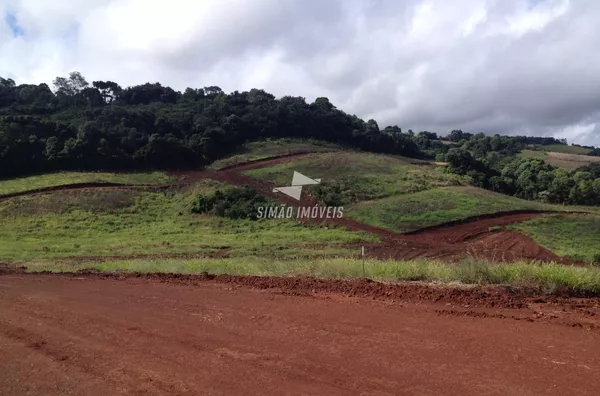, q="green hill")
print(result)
[0,179,374,264]
[242,151,598,232]
[244,151,468,203]
[0,171,173,196]
[208,138,342,170]
[510,214,600,262]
